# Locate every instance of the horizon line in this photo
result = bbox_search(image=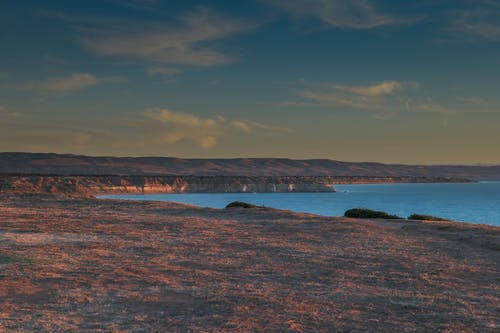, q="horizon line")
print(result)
[1,151,499,167]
